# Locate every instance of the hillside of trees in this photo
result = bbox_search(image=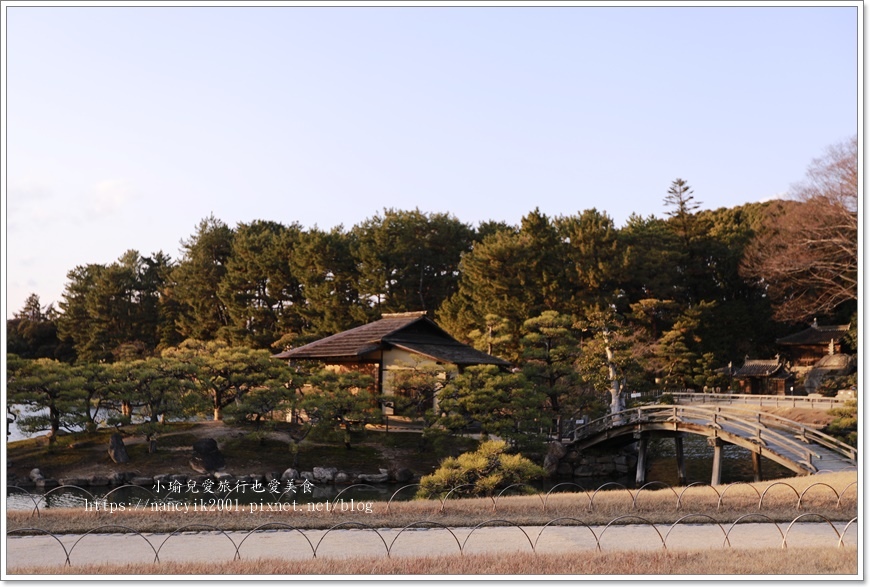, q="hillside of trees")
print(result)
[7,137,858,446]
